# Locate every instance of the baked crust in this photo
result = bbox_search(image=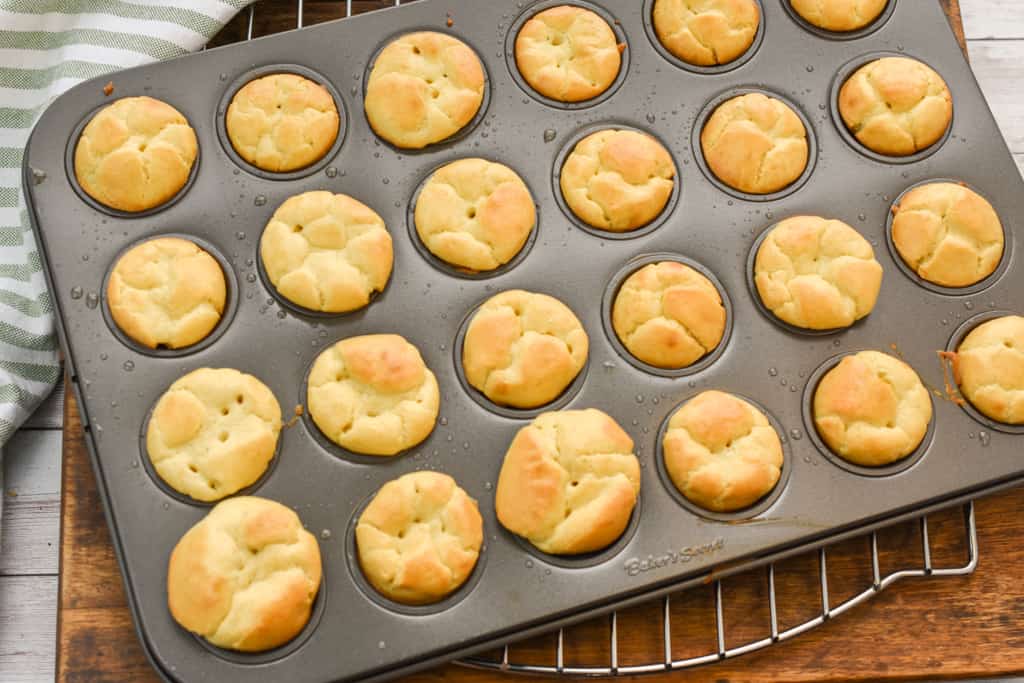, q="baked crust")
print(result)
[356,471,483,604]
[789,0,888,32]
[74,96,197,212]
[495,409,640,554]
[956,315,1024,425]
[259,191,393,313]
[754,216,883,330]
[146,368,282,502]
[662,391,783,512]
[515,4,622,102]
[462,290,589,409]
[839,56,953,157]
[700,93,808,194]
[307,334,440,456]
[612,261,726,369]
[813,351,932,466]
[167,497,321,651]
[365,31,485,149]
[652,0,760,66]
